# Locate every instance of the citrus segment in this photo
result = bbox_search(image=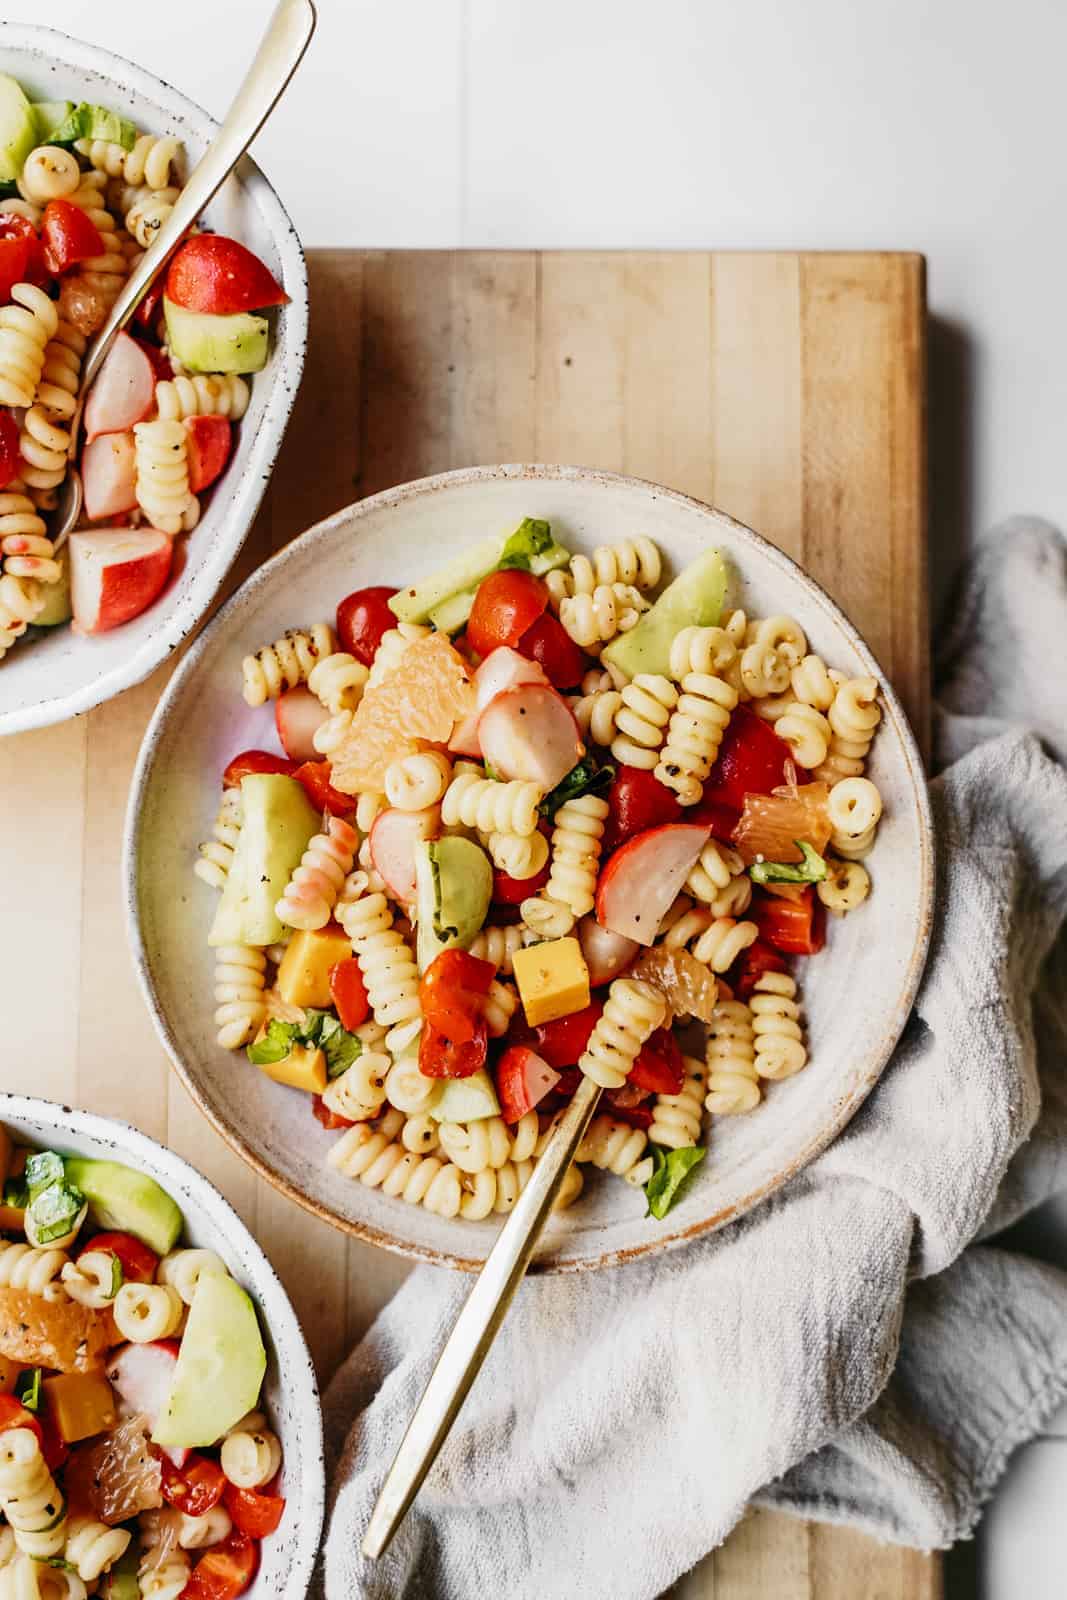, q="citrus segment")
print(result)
[331,633,475,794]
